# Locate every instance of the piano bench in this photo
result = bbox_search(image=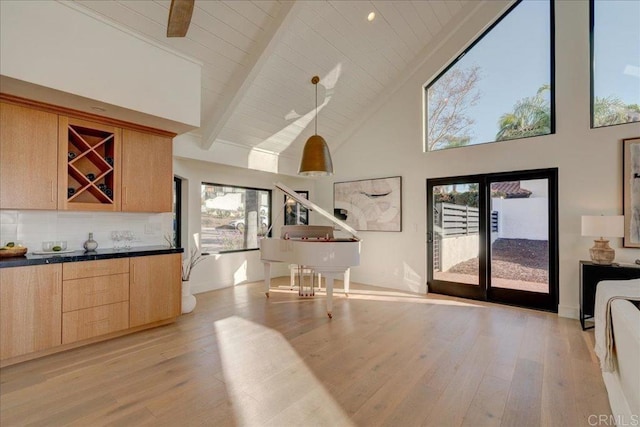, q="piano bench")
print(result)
[289,264,323,295]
